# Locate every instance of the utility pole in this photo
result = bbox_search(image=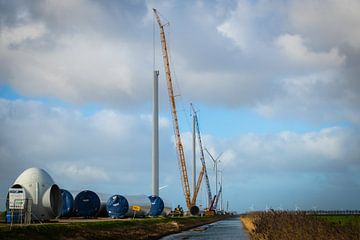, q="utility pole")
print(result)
[152,70,159,196]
